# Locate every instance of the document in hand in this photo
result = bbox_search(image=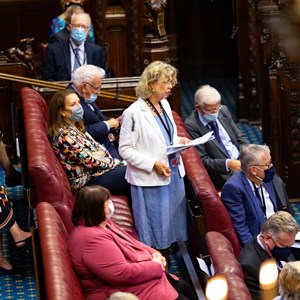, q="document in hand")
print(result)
[167,131,214,155]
